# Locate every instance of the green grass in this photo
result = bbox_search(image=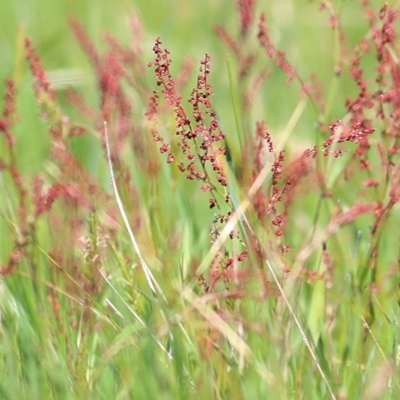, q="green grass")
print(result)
[1,0,400,399]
